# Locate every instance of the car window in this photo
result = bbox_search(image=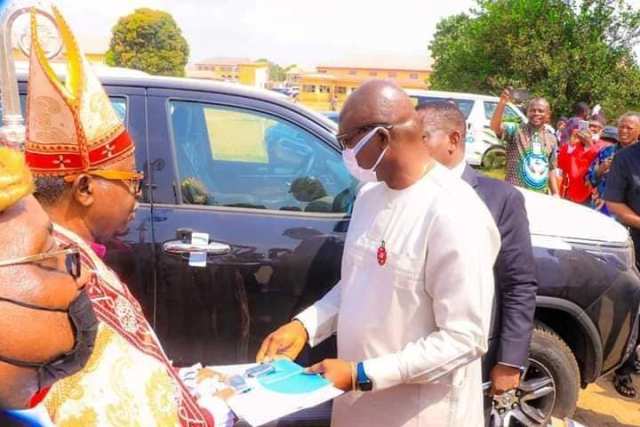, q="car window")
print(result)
[410,96,474,119]
[484,101,522,124]
[169,100,357,214]
[110,97,127,123]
